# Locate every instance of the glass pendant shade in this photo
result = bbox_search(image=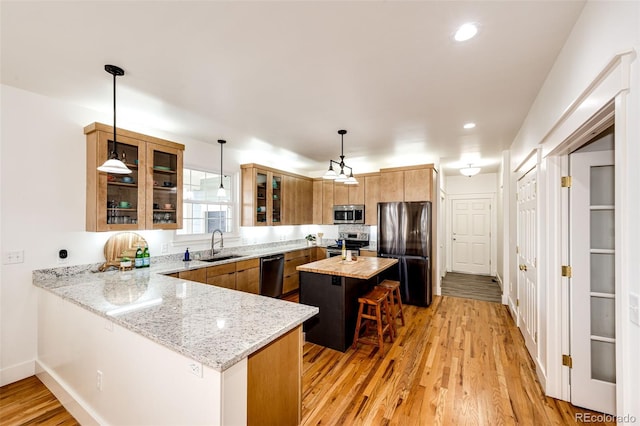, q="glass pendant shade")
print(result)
[323,163,337,179]
[98,158,132,174]
[217,184,226,197]
[335,170,348,182]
